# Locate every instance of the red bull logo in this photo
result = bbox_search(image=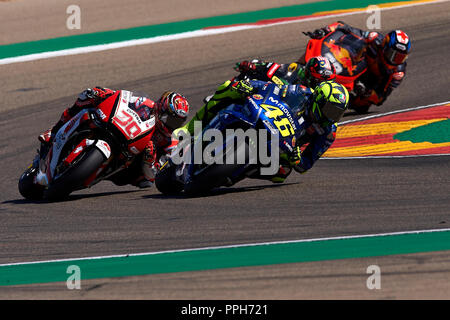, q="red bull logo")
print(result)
[324,39,357,76]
